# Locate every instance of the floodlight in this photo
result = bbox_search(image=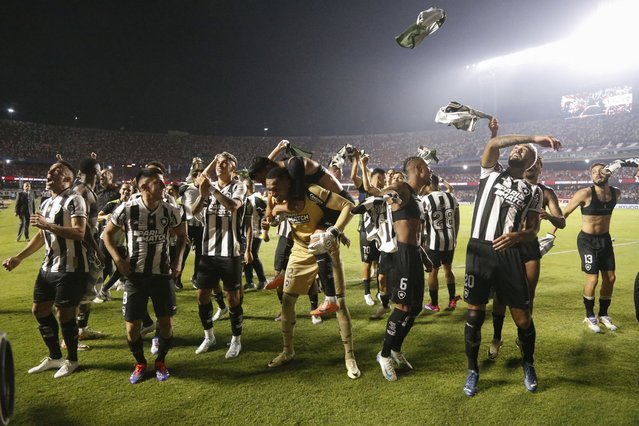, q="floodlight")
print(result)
[472,0,639,74]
